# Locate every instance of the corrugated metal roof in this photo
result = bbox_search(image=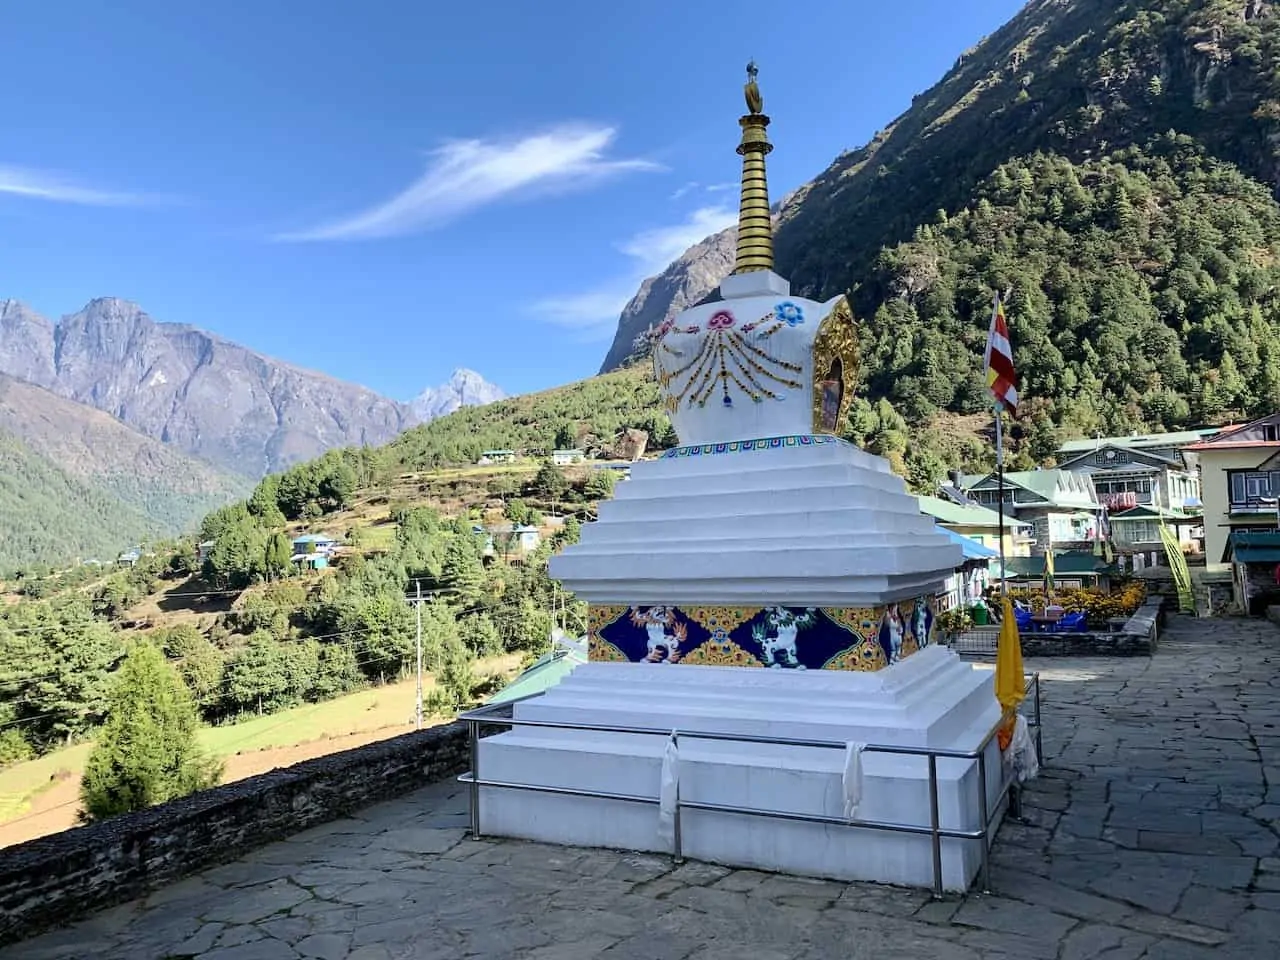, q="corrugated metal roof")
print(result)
[918,496,1005,528]
[1057,429,1218,454]
[1004,552,1113,576]
[487,647,586,705]
[1230,530,1280,548]
[961,470,1098,509]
